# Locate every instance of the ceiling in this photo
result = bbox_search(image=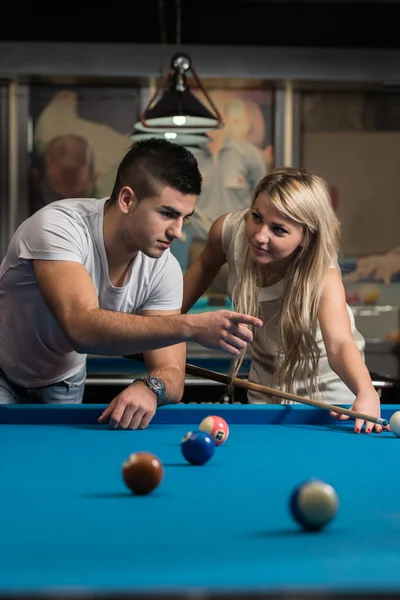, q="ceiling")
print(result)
[3,1,400,49]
